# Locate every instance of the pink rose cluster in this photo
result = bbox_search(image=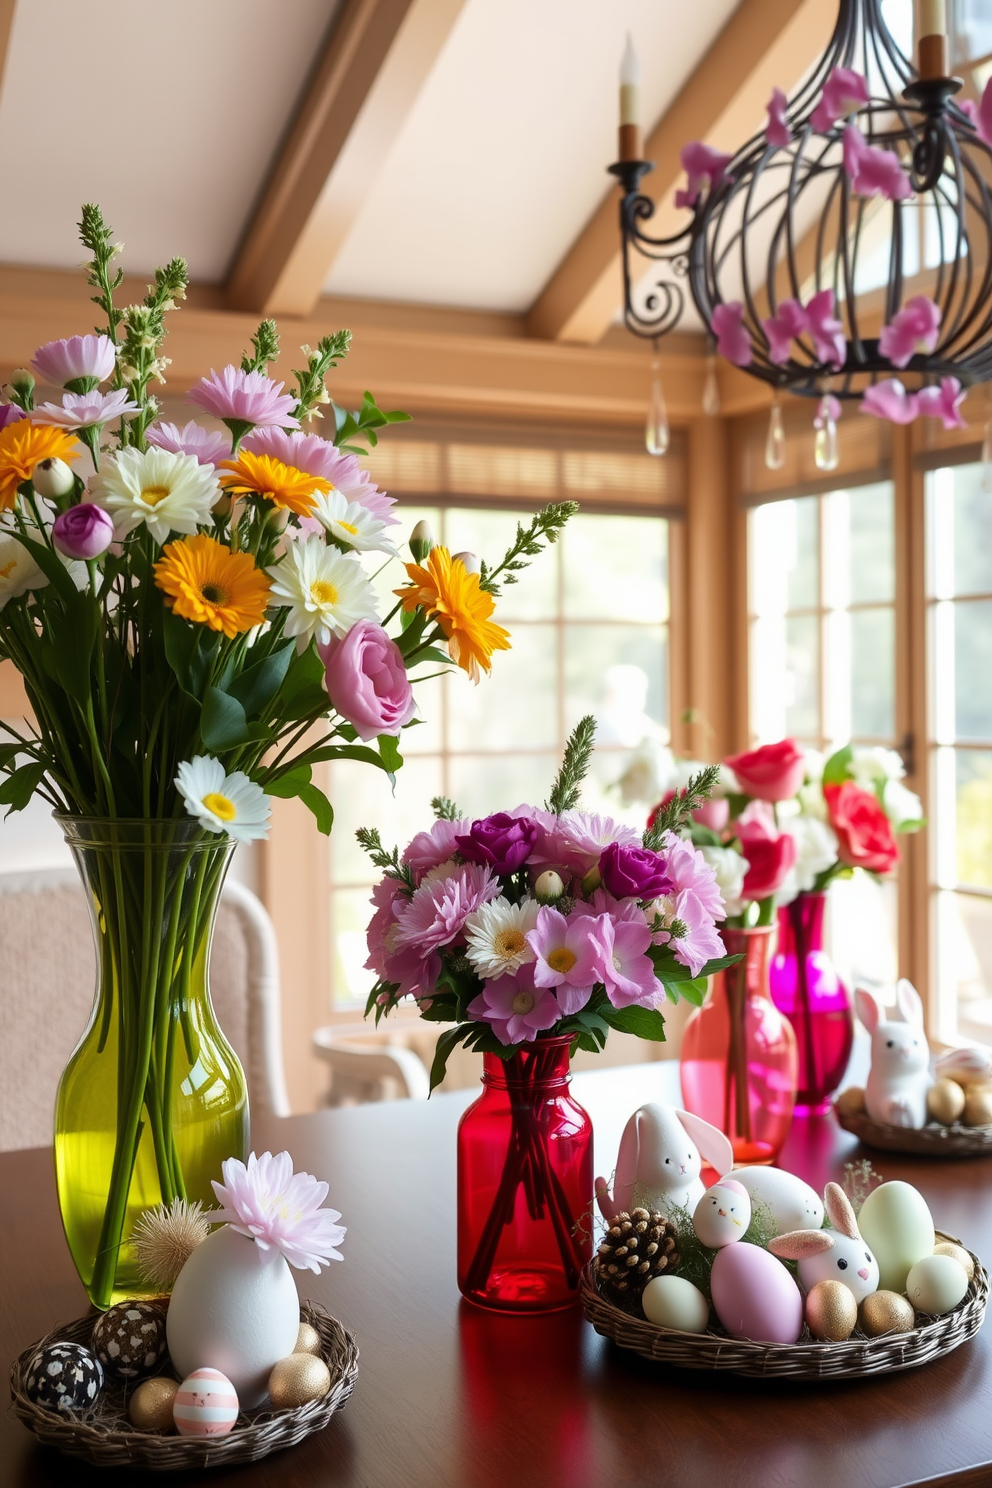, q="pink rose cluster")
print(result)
[364,806,728,1049]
